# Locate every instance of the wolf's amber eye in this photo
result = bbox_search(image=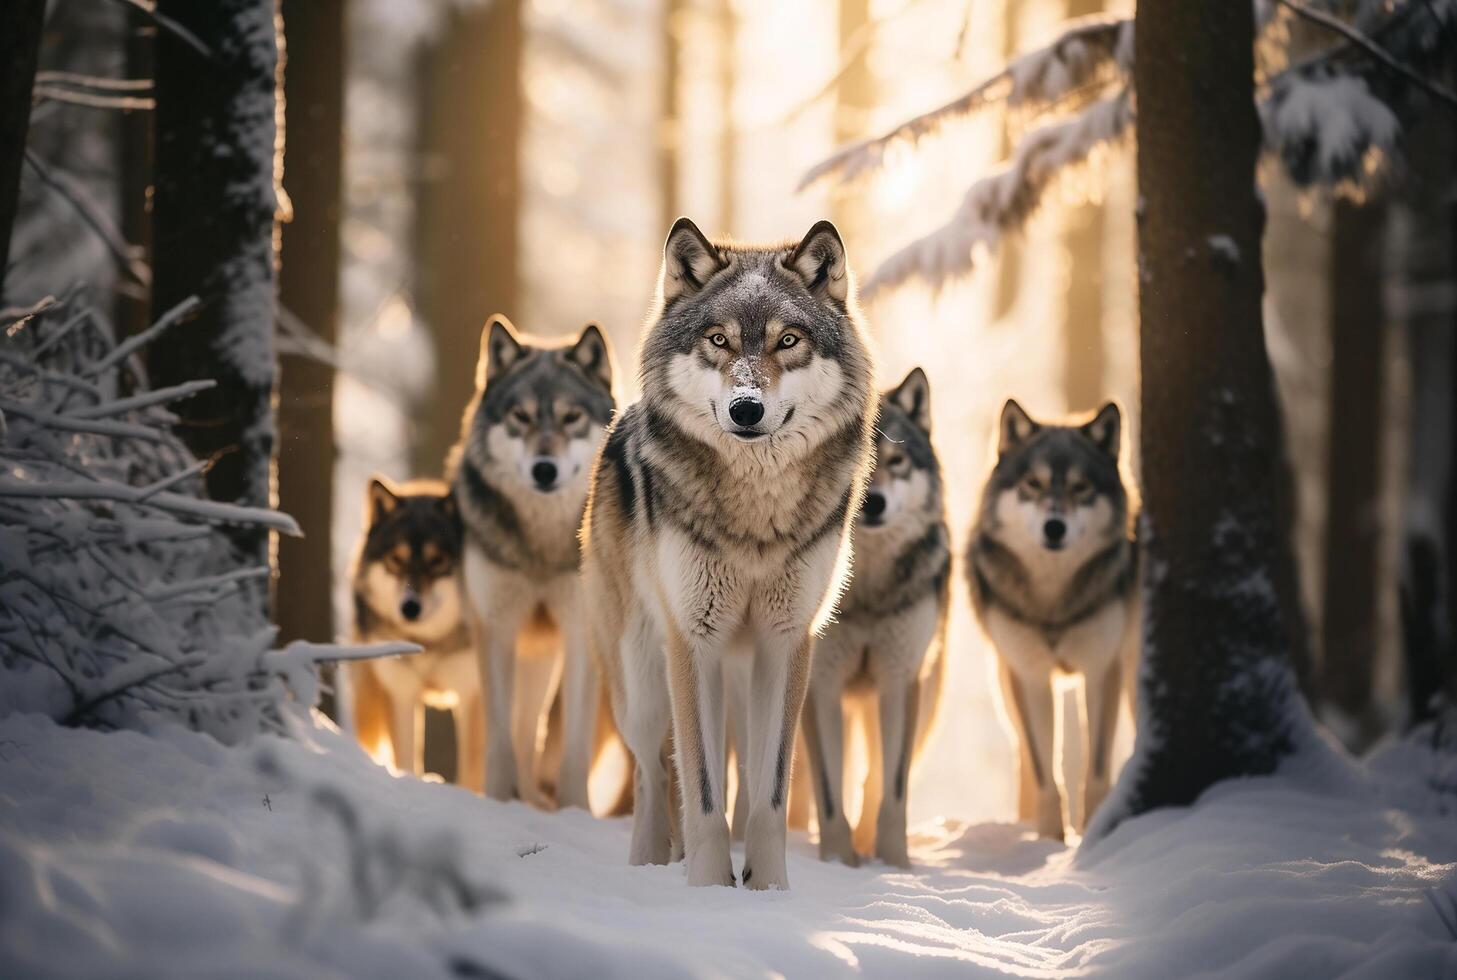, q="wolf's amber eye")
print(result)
[1070,479,1092,499]
[709,332,729,348]
[778,332,800,349]
[885,453,906,468]
[562,409,583,426]
[510,407,533,426]
[1024,476,1043,493]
